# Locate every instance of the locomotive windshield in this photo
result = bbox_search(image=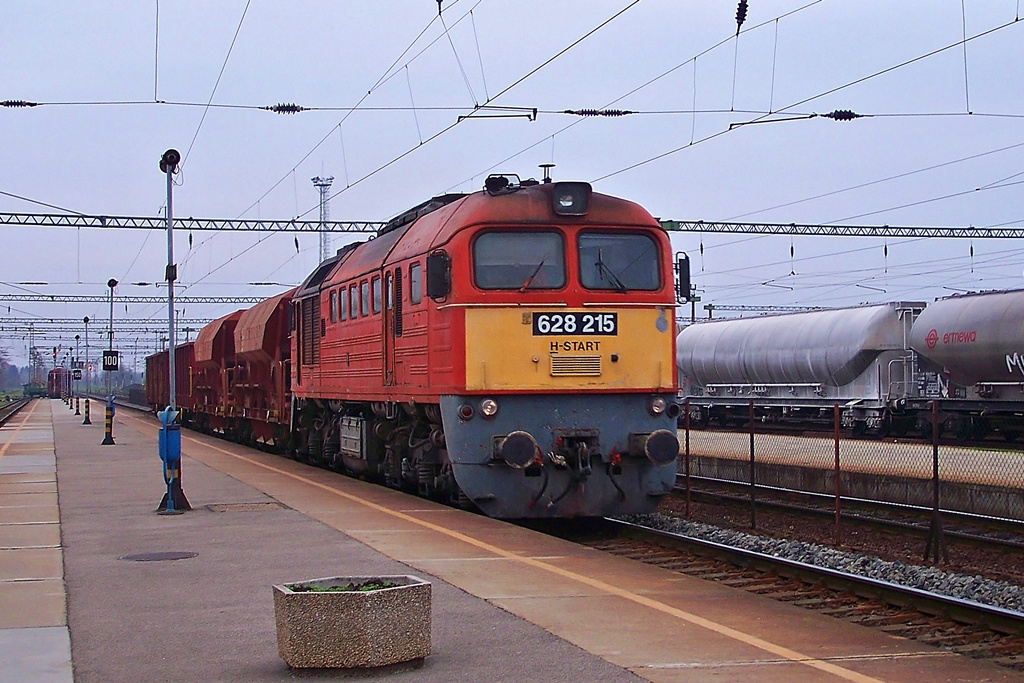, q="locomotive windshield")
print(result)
[578,231,660,291]
[473,231,566,290]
